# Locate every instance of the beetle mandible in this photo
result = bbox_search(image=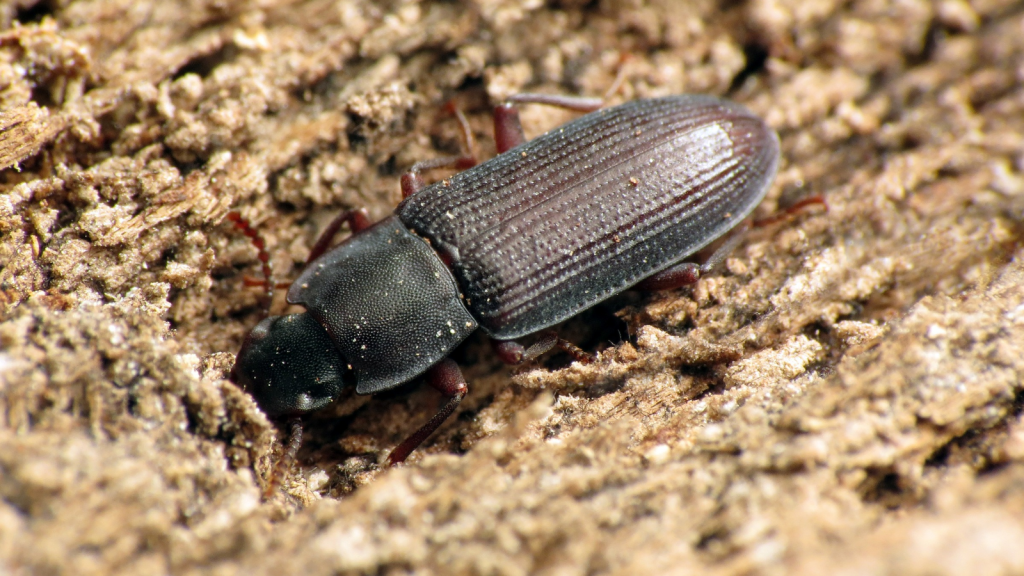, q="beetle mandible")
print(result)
[231,92,781,470]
